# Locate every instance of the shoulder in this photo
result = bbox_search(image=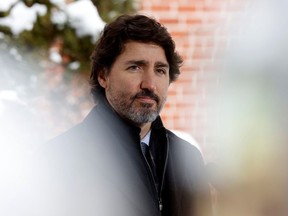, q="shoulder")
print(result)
[166,129,206,171]
[46,105,103,148]
[35,123,85,164]
[166,130,202,157]
[48,123,86,146]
